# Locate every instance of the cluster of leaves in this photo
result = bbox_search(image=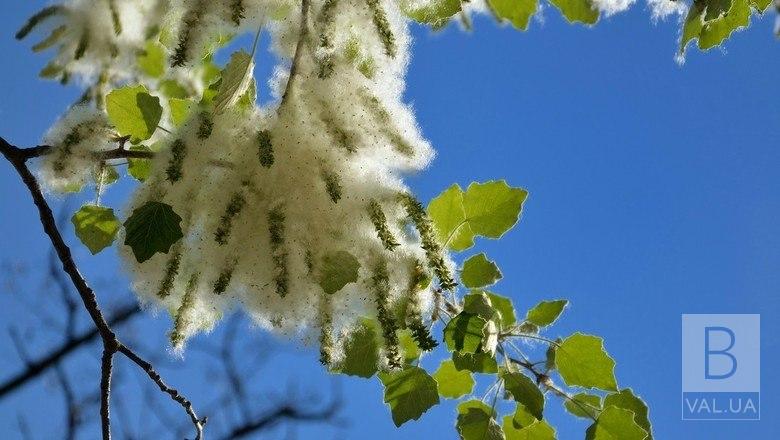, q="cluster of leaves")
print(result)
[401,0,777,59]
[329,181,653,439]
